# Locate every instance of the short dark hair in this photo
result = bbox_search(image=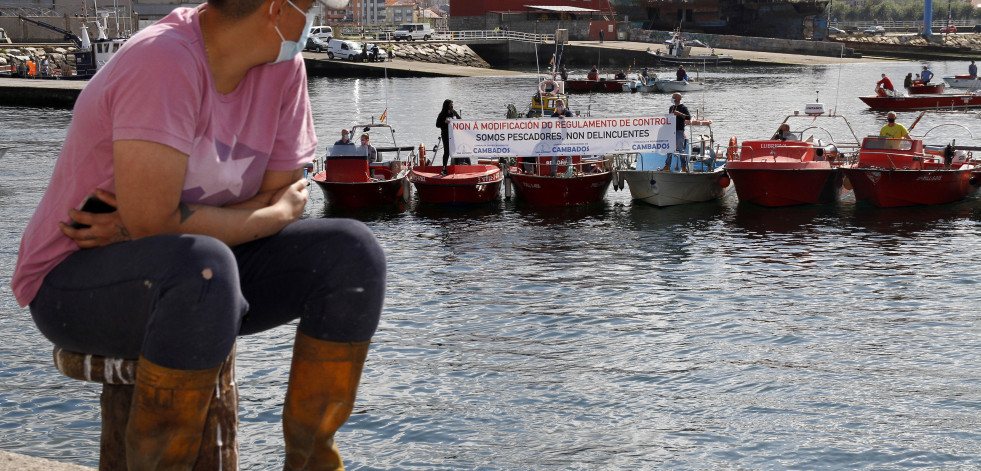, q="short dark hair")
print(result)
[207,0,269,20]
